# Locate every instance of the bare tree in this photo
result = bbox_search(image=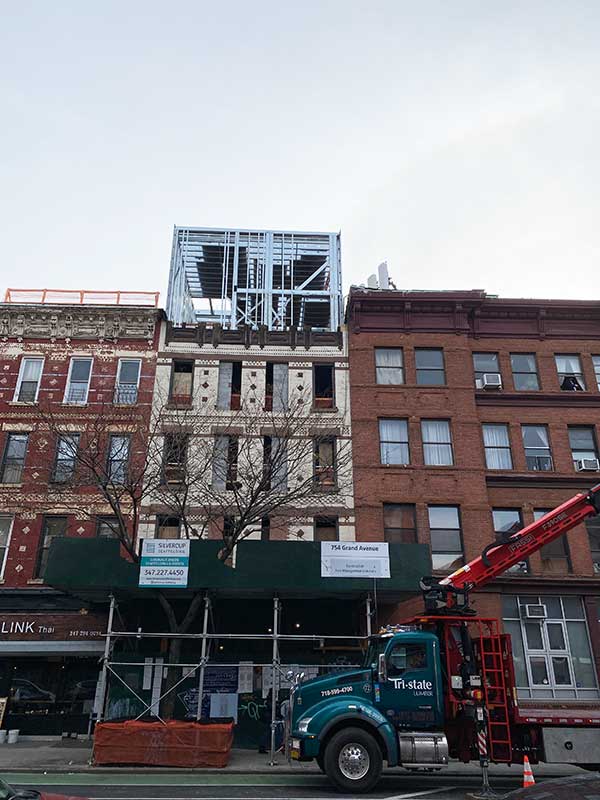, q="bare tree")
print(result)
[13,386,352,717]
